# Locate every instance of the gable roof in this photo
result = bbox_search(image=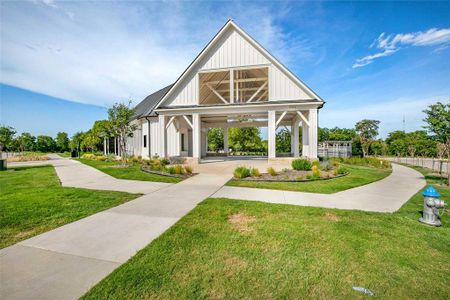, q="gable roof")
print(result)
[133,84,173,119]
[153,19,324,111]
